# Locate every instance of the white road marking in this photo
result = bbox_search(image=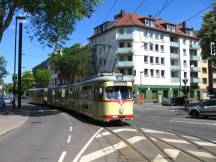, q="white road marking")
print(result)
[213,141,216,143]
[160,138,189,144]
[72,128,103,162]
[70,126,72,132]
[194,141,216,147]
[96,128,137,138]
[153,154,168,162]
[79,136,146,162]
[182,135,199,140]
[164,149,180,160]
[188,151,216,159]
[58,151,67,162]
[67,135,72,143]
[142,128,174,135]
[170,120,216,126]
[61,113,71,120]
